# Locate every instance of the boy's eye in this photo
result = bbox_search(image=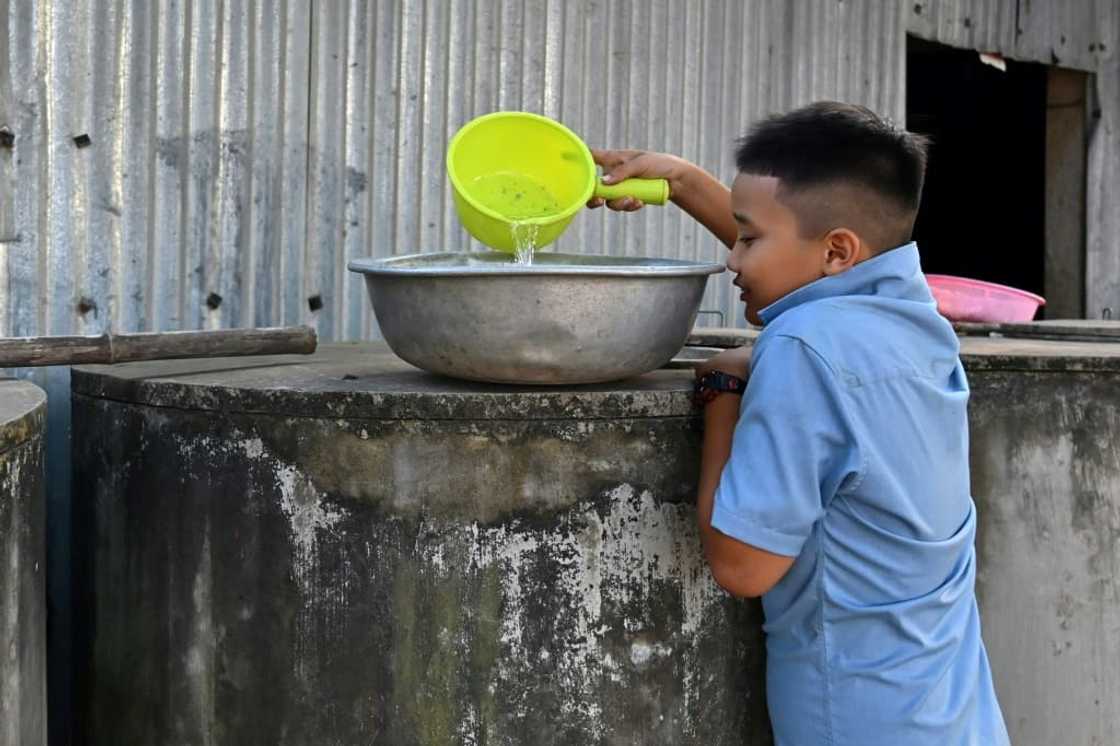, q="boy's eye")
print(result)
[738,236,756,246]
